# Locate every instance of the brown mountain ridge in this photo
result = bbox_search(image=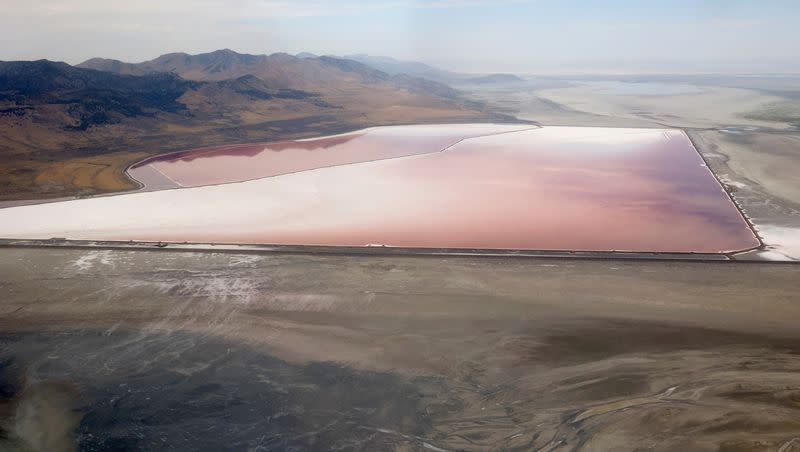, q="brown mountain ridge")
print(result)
[77,49,459,97]
[1,50,518,201]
